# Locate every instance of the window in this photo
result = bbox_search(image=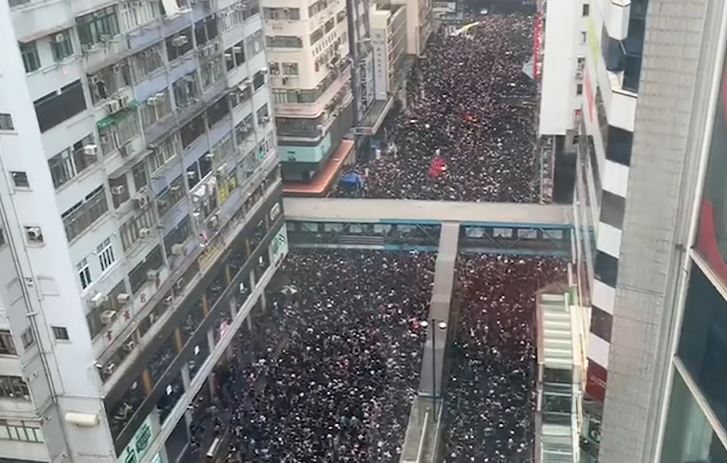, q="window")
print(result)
[256,104,269,126]
[11,172,29,188]
[678,268,727,434]
[127,245,162,293]
[0,113,14,131]
[47,135,97,189]
[180,114,205,148]
[120,208,155,251]
[0,421,43,443]
[0,331,17,356]
[132,161,147,190]
[77,258,92,290]
[61,186,109,240]
[119,0,157,31]
[0,228,5,248]
[253,70,265,90]
[19,41,40,73]
[20,329,33,349]
[86,279,127,339]
[590,306,612,342]
[172,72,200,108]
[34,80,87,132]
[140,89,173,127]
[98,110,141,155]
[576,83,583,95]
[131,43,164,81]
[156,176,185,216]
[50,30,74,61]
[282,62,299,75]
[9,0,31,7]
[200,57,224,90]
[582,4,589,16]
[165,27,193,61]
[580,31,587,43]
[594,251,618,287]
[89,61,132,103]
[98,238,116,272]
[600,191,625,229]
[0,376,30,400]
[51,326,69,341]
[206,96,229,128]
[76,6,120,49]
[149,135,180,173]
[263,7,300,19]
